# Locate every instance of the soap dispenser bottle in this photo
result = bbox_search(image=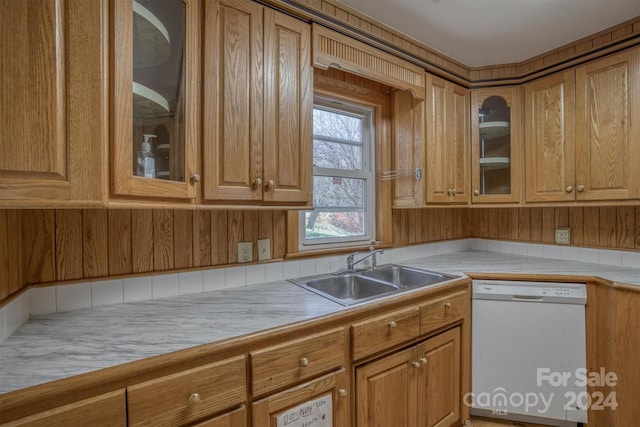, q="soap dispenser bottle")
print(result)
[136,134,156,178]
